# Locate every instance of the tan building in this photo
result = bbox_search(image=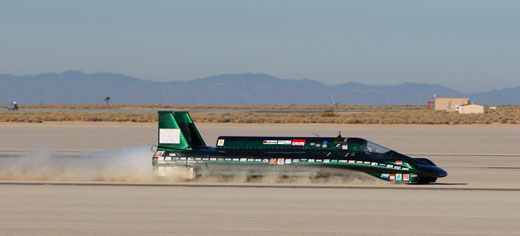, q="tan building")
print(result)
[434,97,469,112]
[459,104,485,114]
